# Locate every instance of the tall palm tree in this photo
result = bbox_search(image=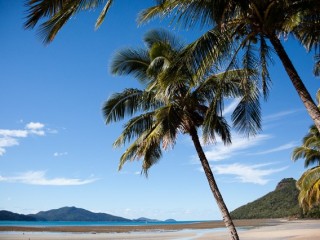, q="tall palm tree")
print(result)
[139,0,320,132]
[25,0,114,44]
[104,29,260,240]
